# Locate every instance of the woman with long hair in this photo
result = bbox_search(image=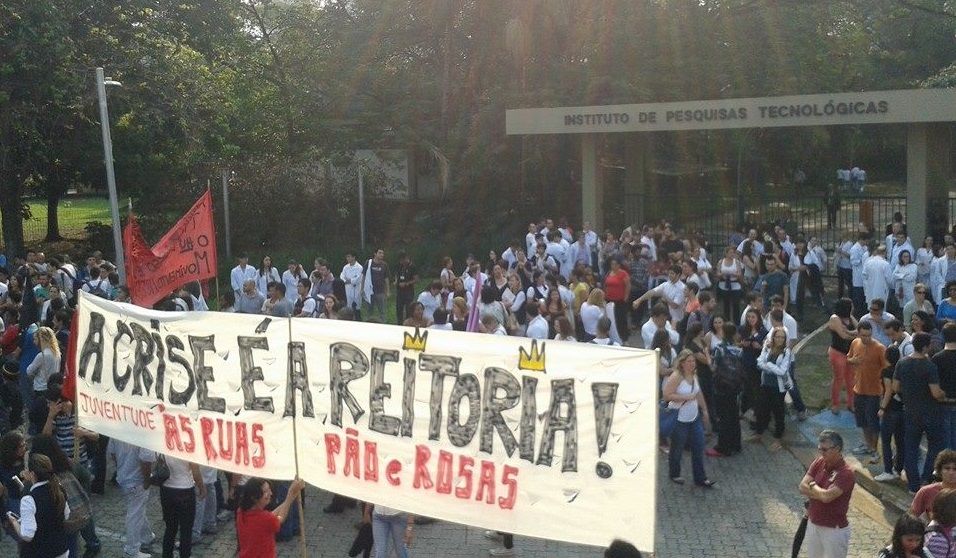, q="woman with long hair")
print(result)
[895,250,918,308]
[281,260,308,304]
[877,514,926,558]
[450,297,469,331]
[7,453,70,557]
[30,434,100,558]
[489,264,509,301]
[603,257,631,343]
[439,257,455,290]
[580,289,607,343]
[748,326,793,452]
[662,349,714,488]
[912,310,945,355]
[716,246,744,322]
[553,316,576,341]
[26,326,61,398]
[256,256,281,298]
[237,478,305,558]
[318,294,340,319]
[501,273,526,335]
[740,240,758,288]
[737,308,767,418]
[543,288,569,339]
[158,455,205,558]
[827,298,858,415]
